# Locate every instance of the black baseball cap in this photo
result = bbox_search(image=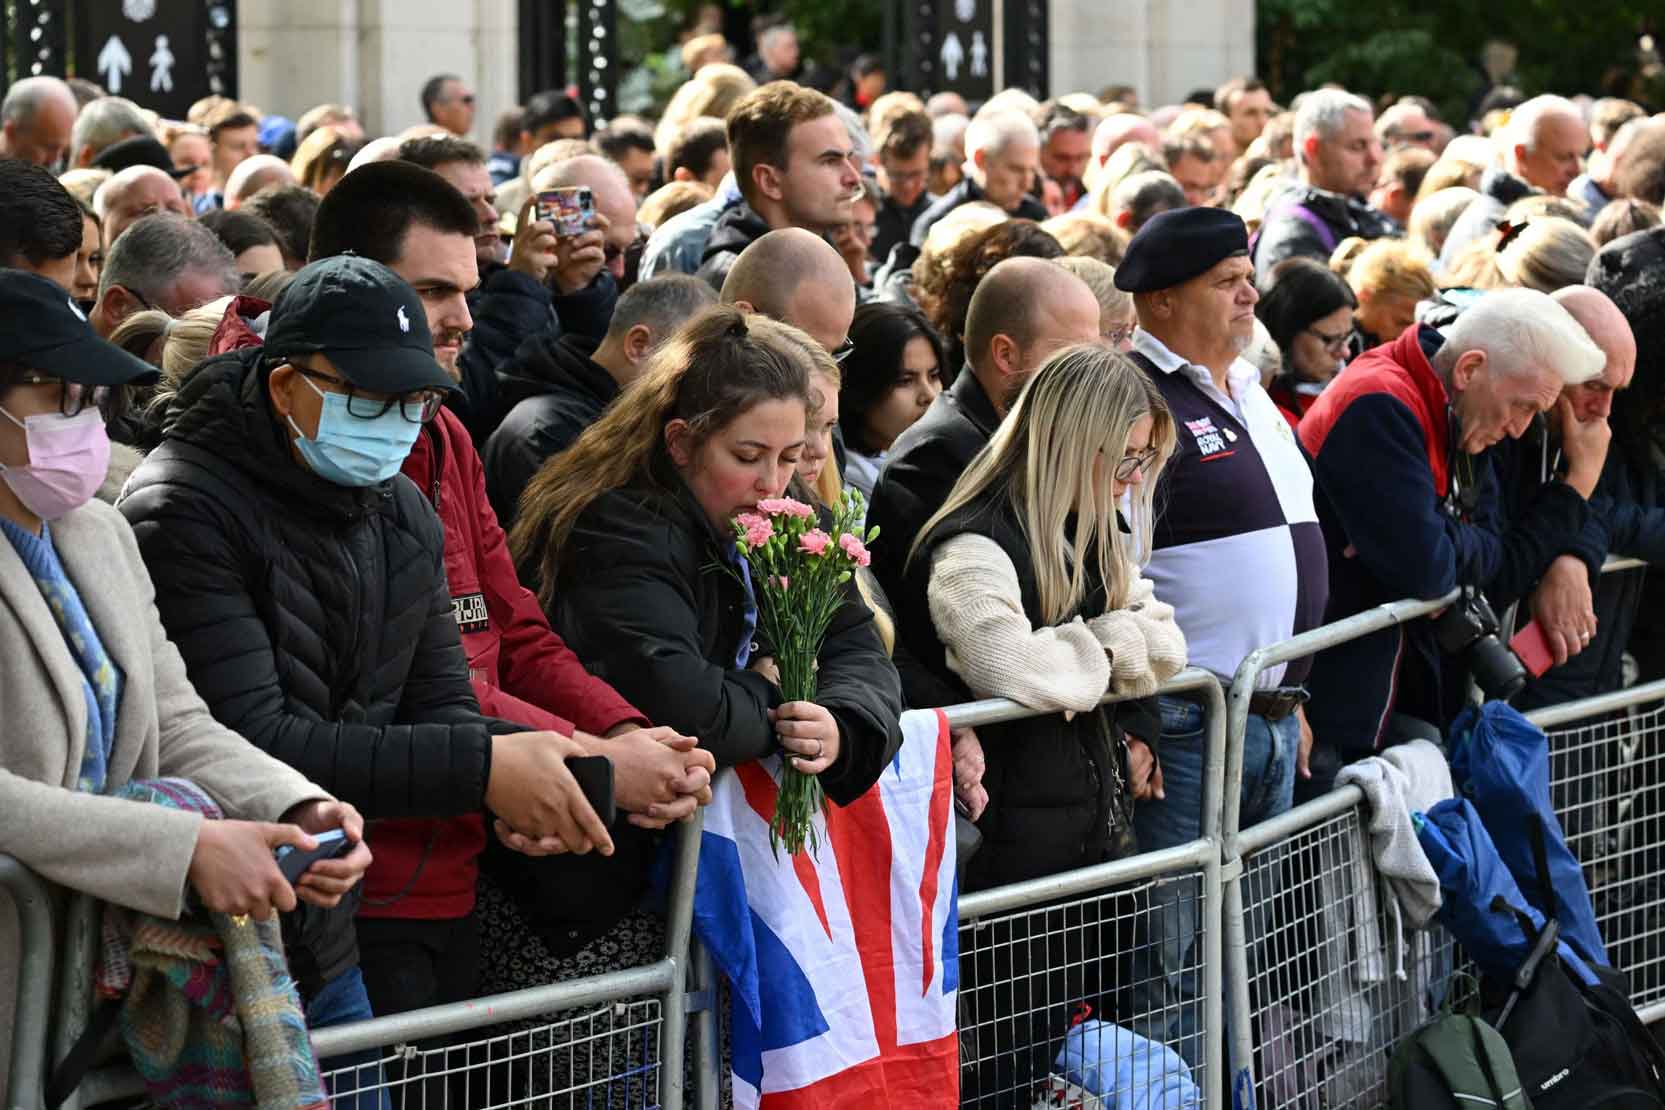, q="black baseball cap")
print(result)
[0,270,160,386]
[264,255,457,395]
[91,135,195,179]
